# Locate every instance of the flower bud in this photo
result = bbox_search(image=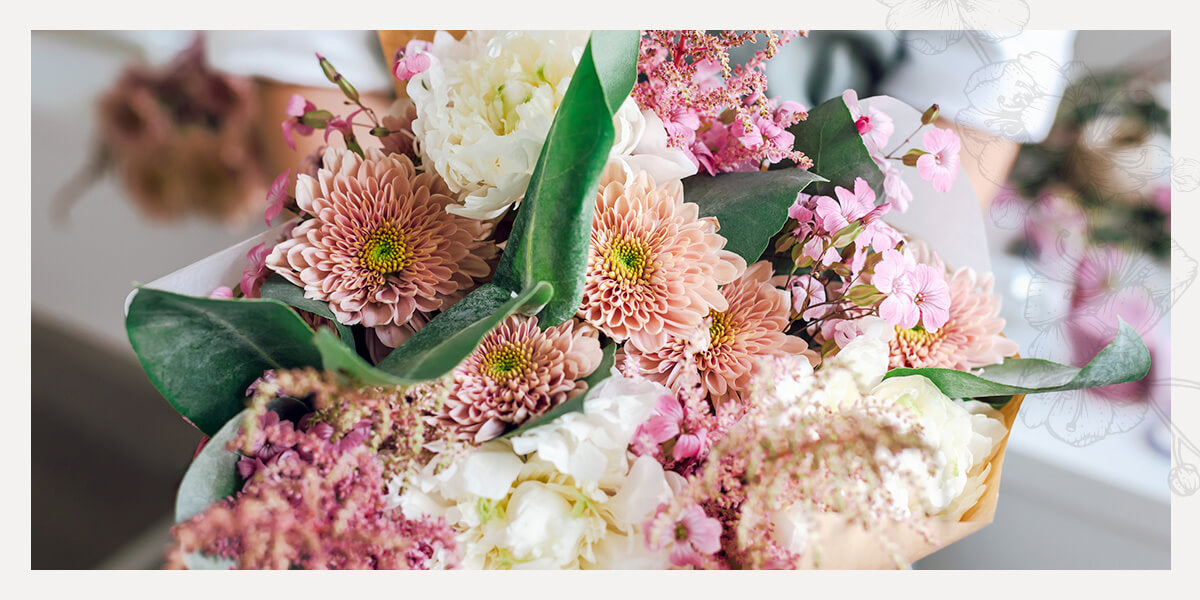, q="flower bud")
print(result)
[300,109,333,129]
[901,148,927,167]
[921,104,940,125]
[316,53,338,84]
